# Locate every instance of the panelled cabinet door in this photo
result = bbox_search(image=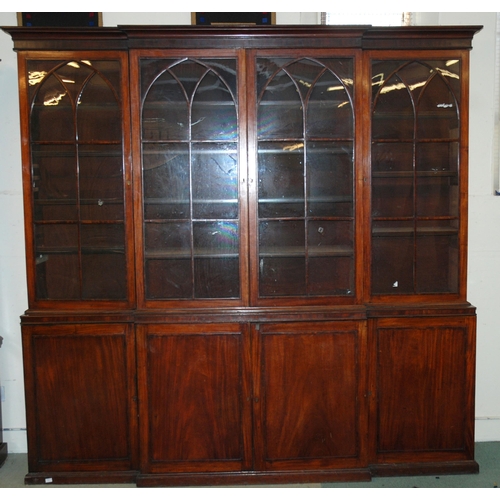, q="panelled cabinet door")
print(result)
[137,323,252,474]
[134,52,246,307]
[22,53,133,307]
[370,54,467,299]
[22,324,138,474]
[253,321,367,471]
[251,53,357,305]
[372,316,476,466]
